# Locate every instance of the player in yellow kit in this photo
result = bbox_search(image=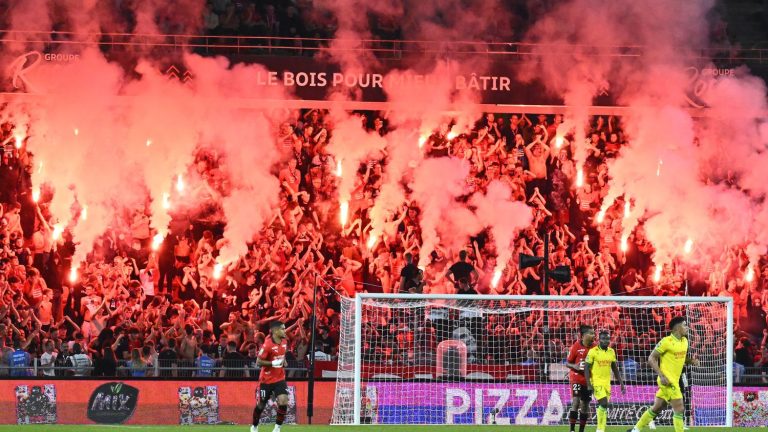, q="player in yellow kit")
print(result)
[584,330,626,432]
[628,317,699,432]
